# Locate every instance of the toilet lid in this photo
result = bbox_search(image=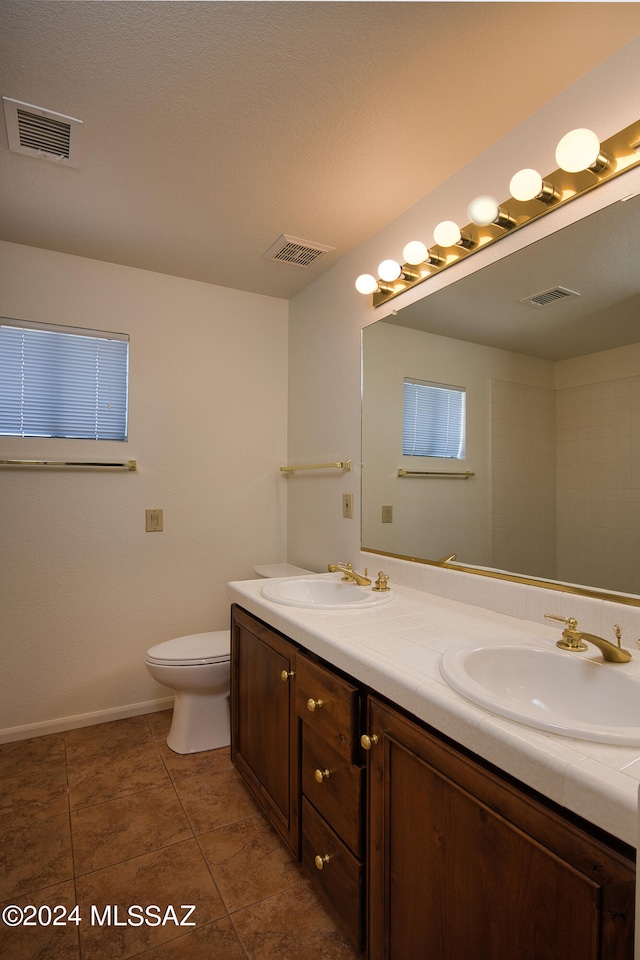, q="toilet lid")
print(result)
[146,630,230,666]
